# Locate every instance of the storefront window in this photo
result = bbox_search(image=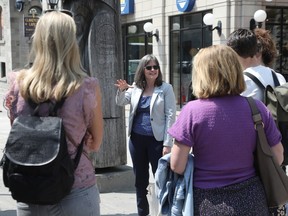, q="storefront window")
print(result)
[266,7,288,80]
[170,11,212,109]
[122,21,152,84]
